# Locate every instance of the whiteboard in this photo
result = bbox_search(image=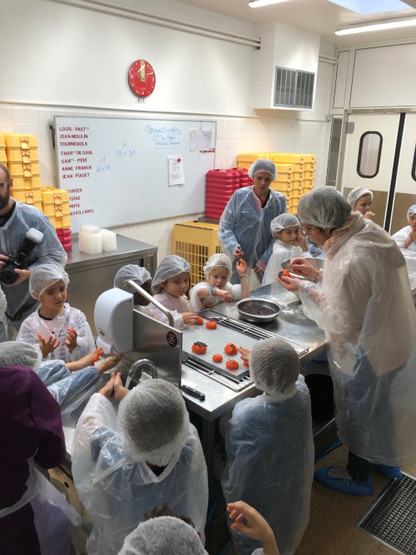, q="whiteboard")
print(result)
[54,116,216,233]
